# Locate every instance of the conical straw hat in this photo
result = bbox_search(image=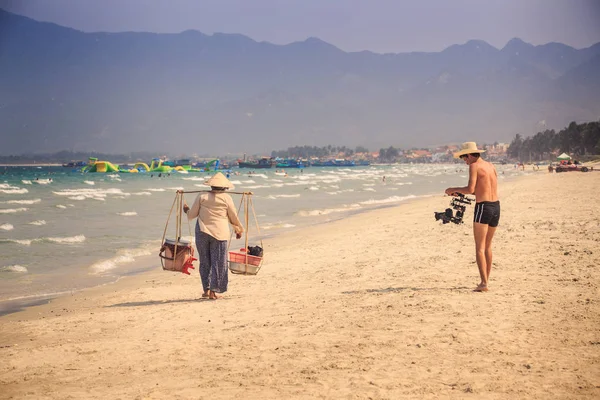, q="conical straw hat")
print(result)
[205,172,234,189]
